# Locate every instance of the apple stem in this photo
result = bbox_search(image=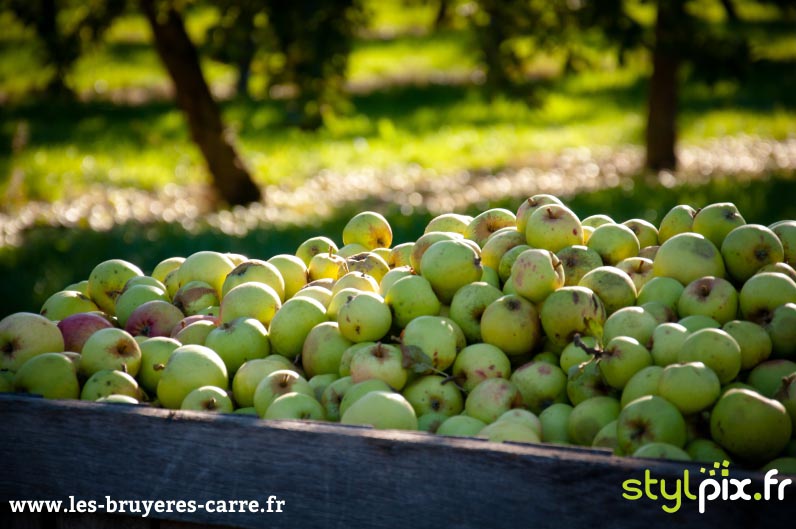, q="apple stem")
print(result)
[573,333,603,357]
